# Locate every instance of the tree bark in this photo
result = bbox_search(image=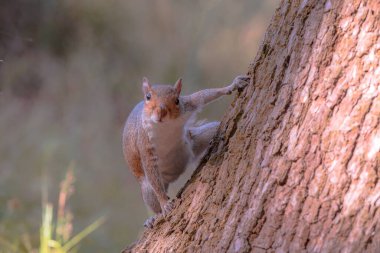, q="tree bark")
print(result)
[123,0,380,252]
